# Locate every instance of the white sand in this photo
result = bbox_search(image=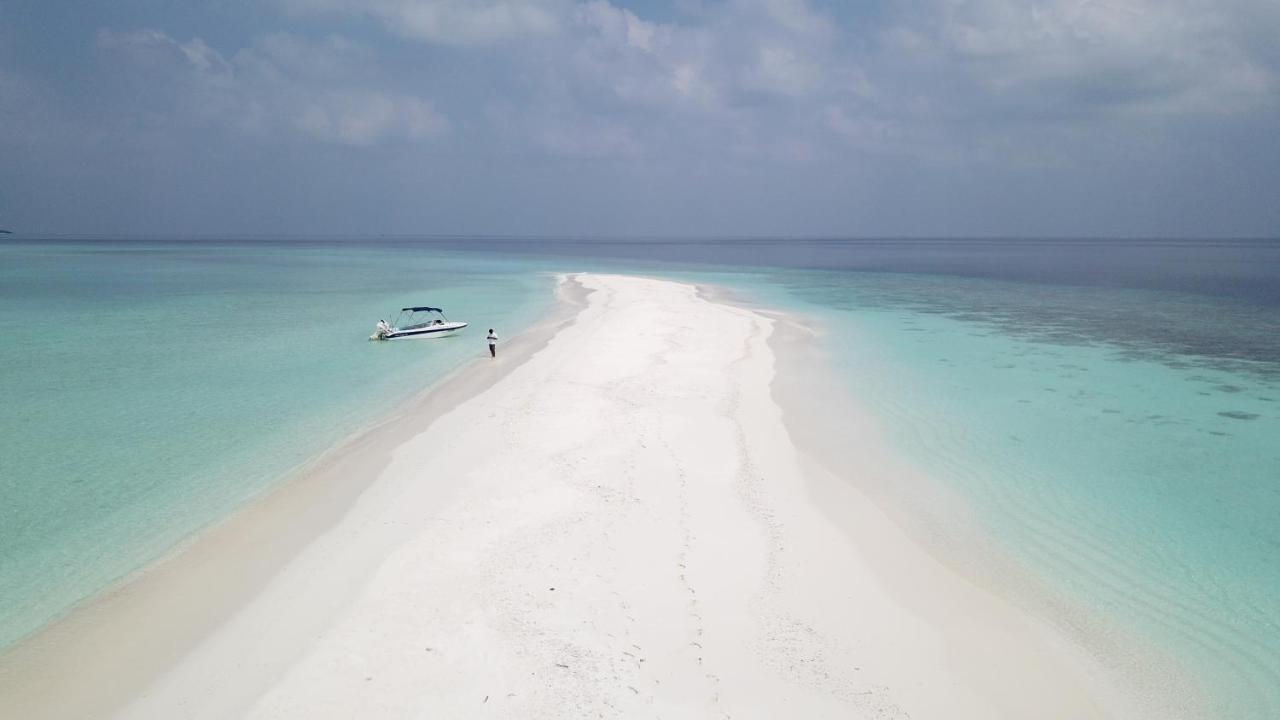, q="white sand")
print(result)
[7,273,1143,718]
